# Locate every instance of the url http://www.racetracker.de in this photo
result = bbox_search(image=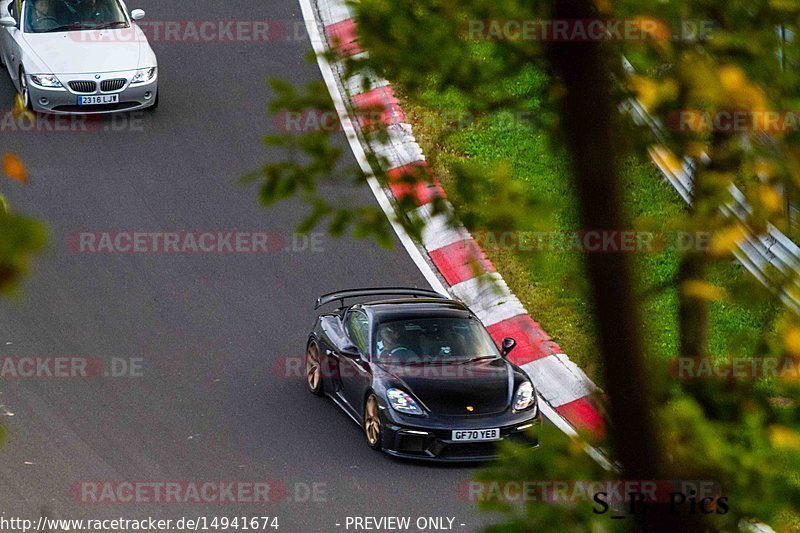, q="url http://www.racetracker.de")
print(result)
[0,515,281,532]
